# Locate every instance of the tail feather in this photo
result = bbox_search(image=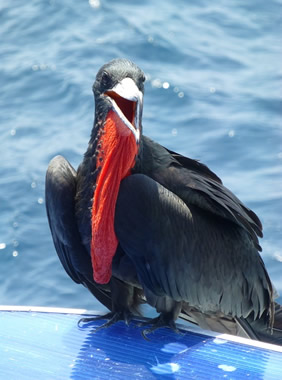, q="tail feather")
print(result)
[179,302,282,346]
[244,302,282,345]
